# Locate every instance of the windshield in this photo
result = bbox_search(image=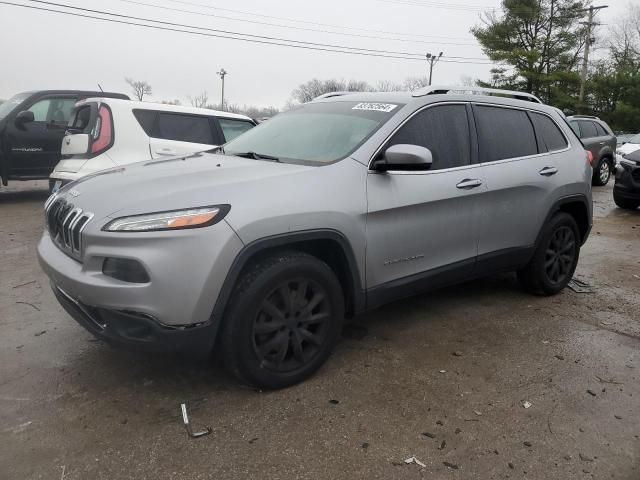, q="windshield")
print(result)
[627,133,640,144]
[223,100,403,164]
[0,92,30,120]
